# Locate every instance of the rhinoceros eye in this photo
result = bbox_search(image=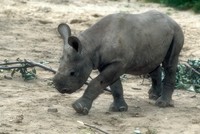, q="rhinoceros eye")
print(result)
[69,69,79,77]
[70,71,75,76]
